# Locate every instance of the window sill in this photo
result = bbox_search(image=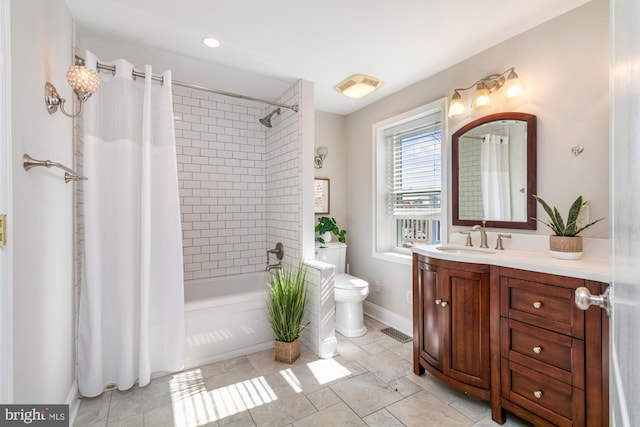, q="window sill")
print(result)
[372,250,412,266]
